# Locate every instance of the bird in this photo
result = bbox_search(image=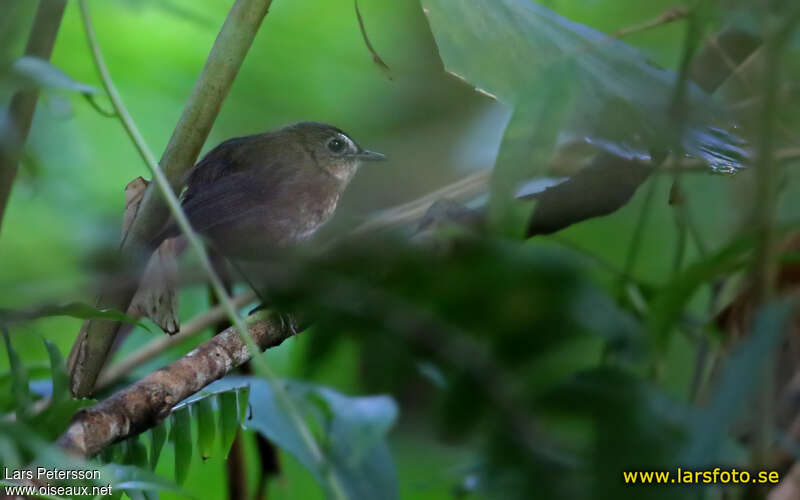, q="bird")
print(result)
[153,121,385,259]
[137,122,384,334]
